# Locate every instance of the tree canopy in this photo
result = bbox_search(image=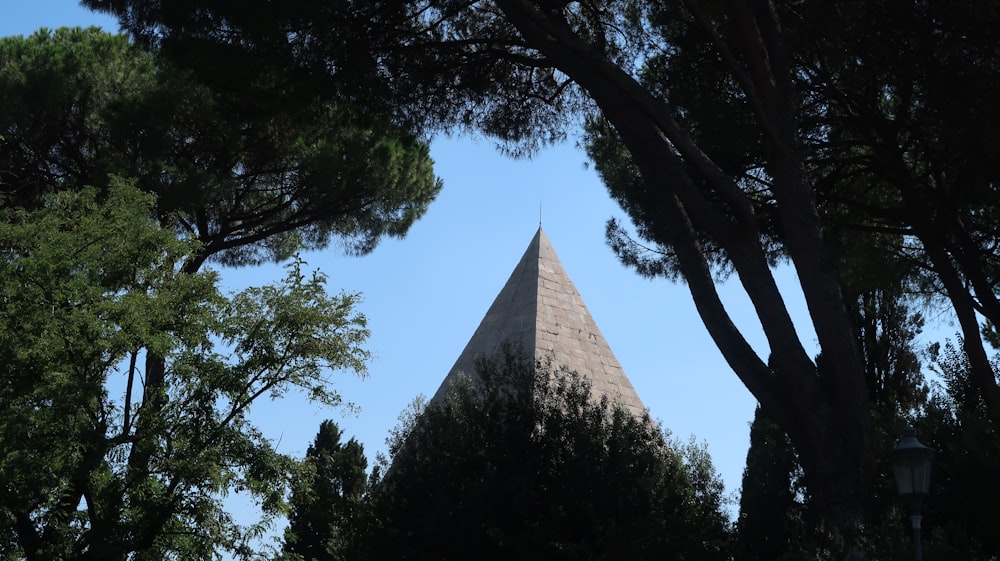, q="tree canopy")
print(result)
[363,347,731,561]
[916,342,1000,559]
[0,182,371,561]
[282,420,368,561]
[0,27,441,270]
[49,0,1000,557]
